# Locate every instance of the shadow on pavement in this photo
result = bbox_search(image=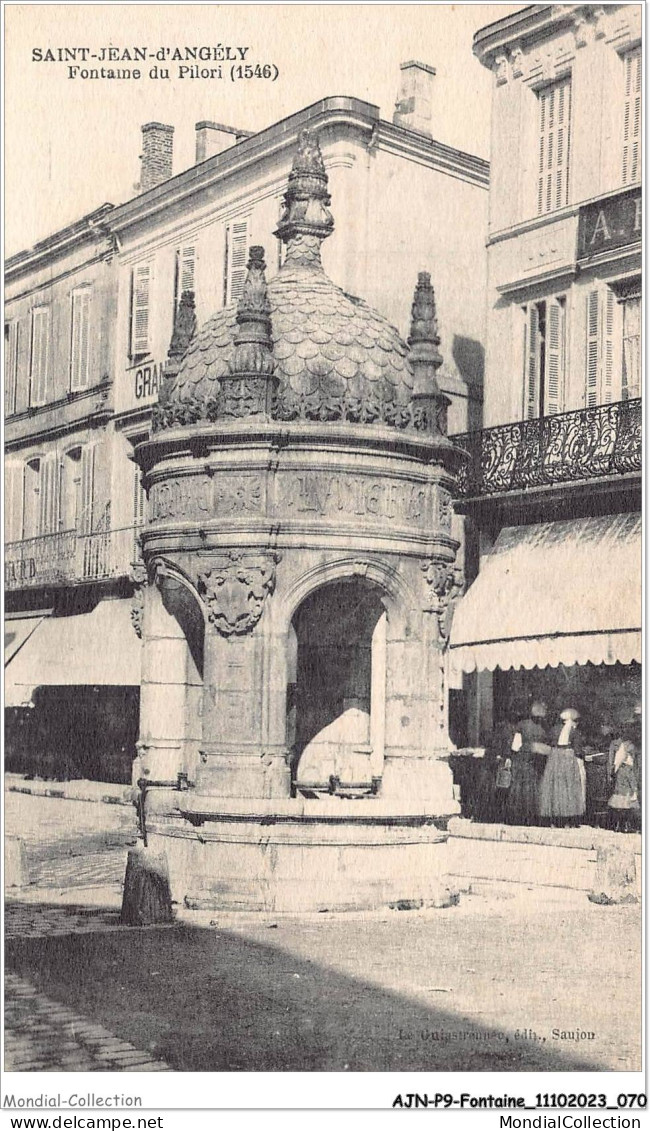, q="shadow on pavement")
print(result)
[5,899,608,1073]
